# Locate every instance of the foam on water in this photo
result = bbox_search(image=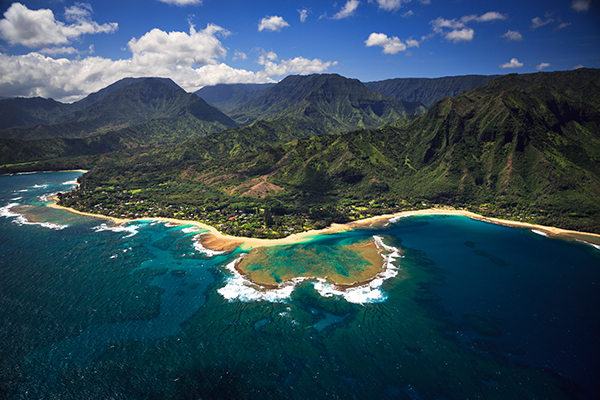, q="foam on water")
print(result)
[313,235,402,304]
[217,255,299,302]
[532,229,549,237]
[0,202,20,218]
[218,235,403,304]
[0,202,67,230]
[193,233,226,257]
[92,222,142,238]
[181,226,201,234]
